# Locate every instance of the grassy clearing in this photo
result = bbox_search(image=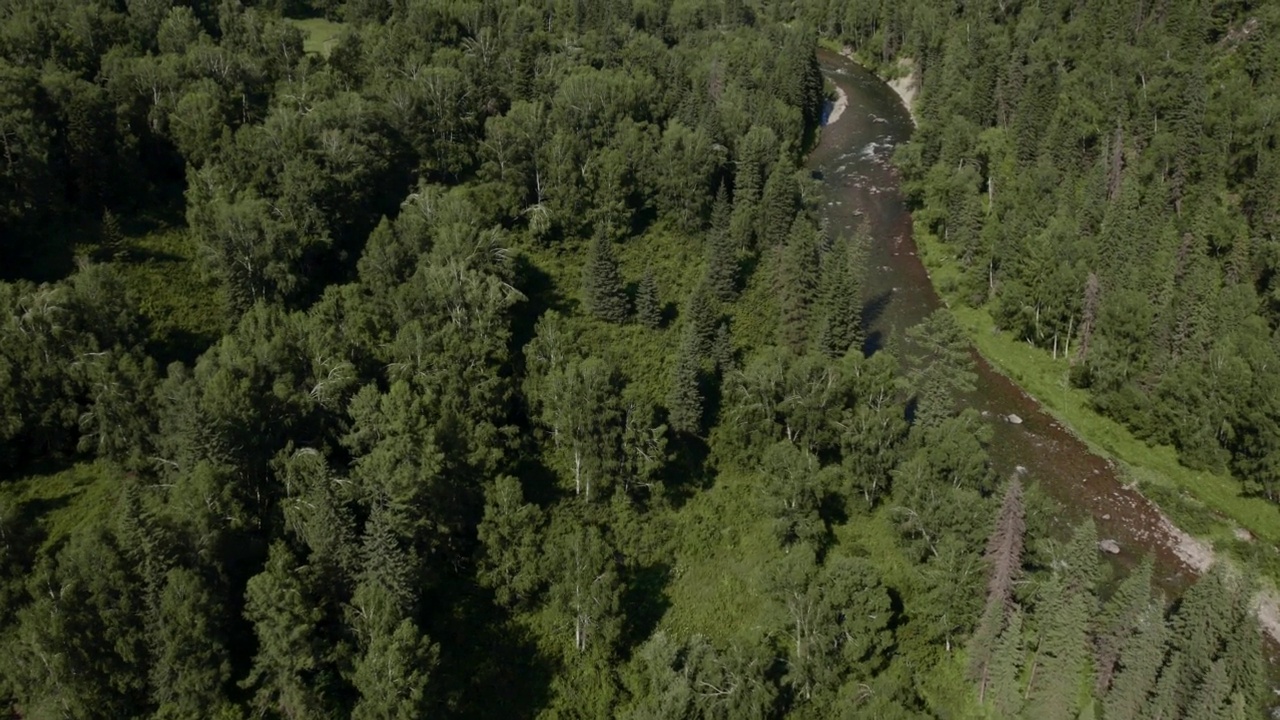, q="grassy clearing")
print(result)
[914,228,1280,561]
[288,17,347,58]
[108,226,225,365]
[1,461,122,558]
